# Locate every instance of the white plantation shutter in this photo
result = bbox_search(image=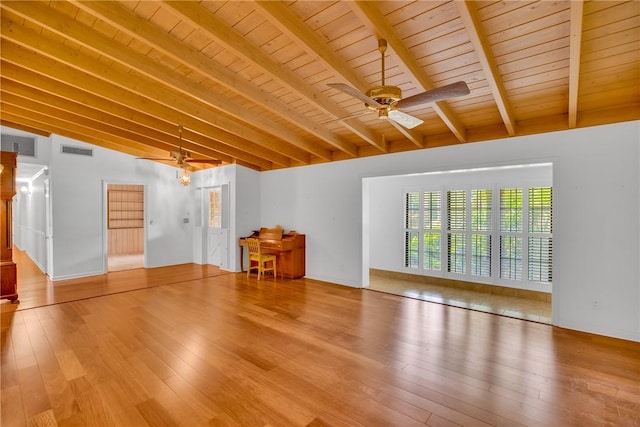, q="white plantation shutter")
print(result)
[447,190,466,274]
[471,190,492,277]
[500,188,523,280]
[423,192,441,271]
[404,192,420,268]
[500,188,522,232]
[528,187,553,282]
[402,181,551,287]
[500,236,523,280]
[529,237,552,282]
